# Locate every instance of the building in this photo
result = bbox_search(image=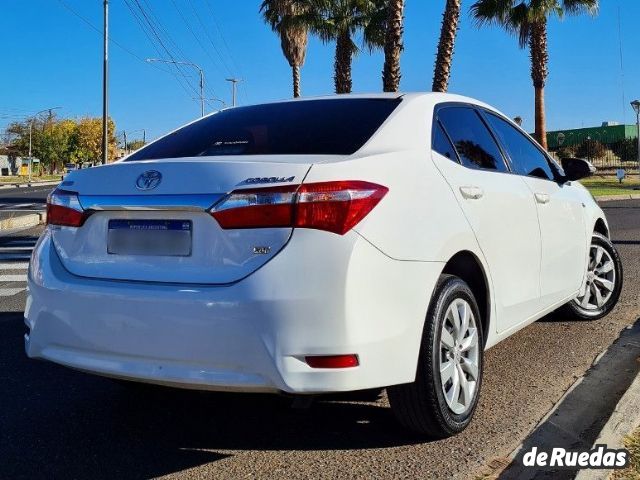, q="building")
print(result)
[546,123,638,151]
